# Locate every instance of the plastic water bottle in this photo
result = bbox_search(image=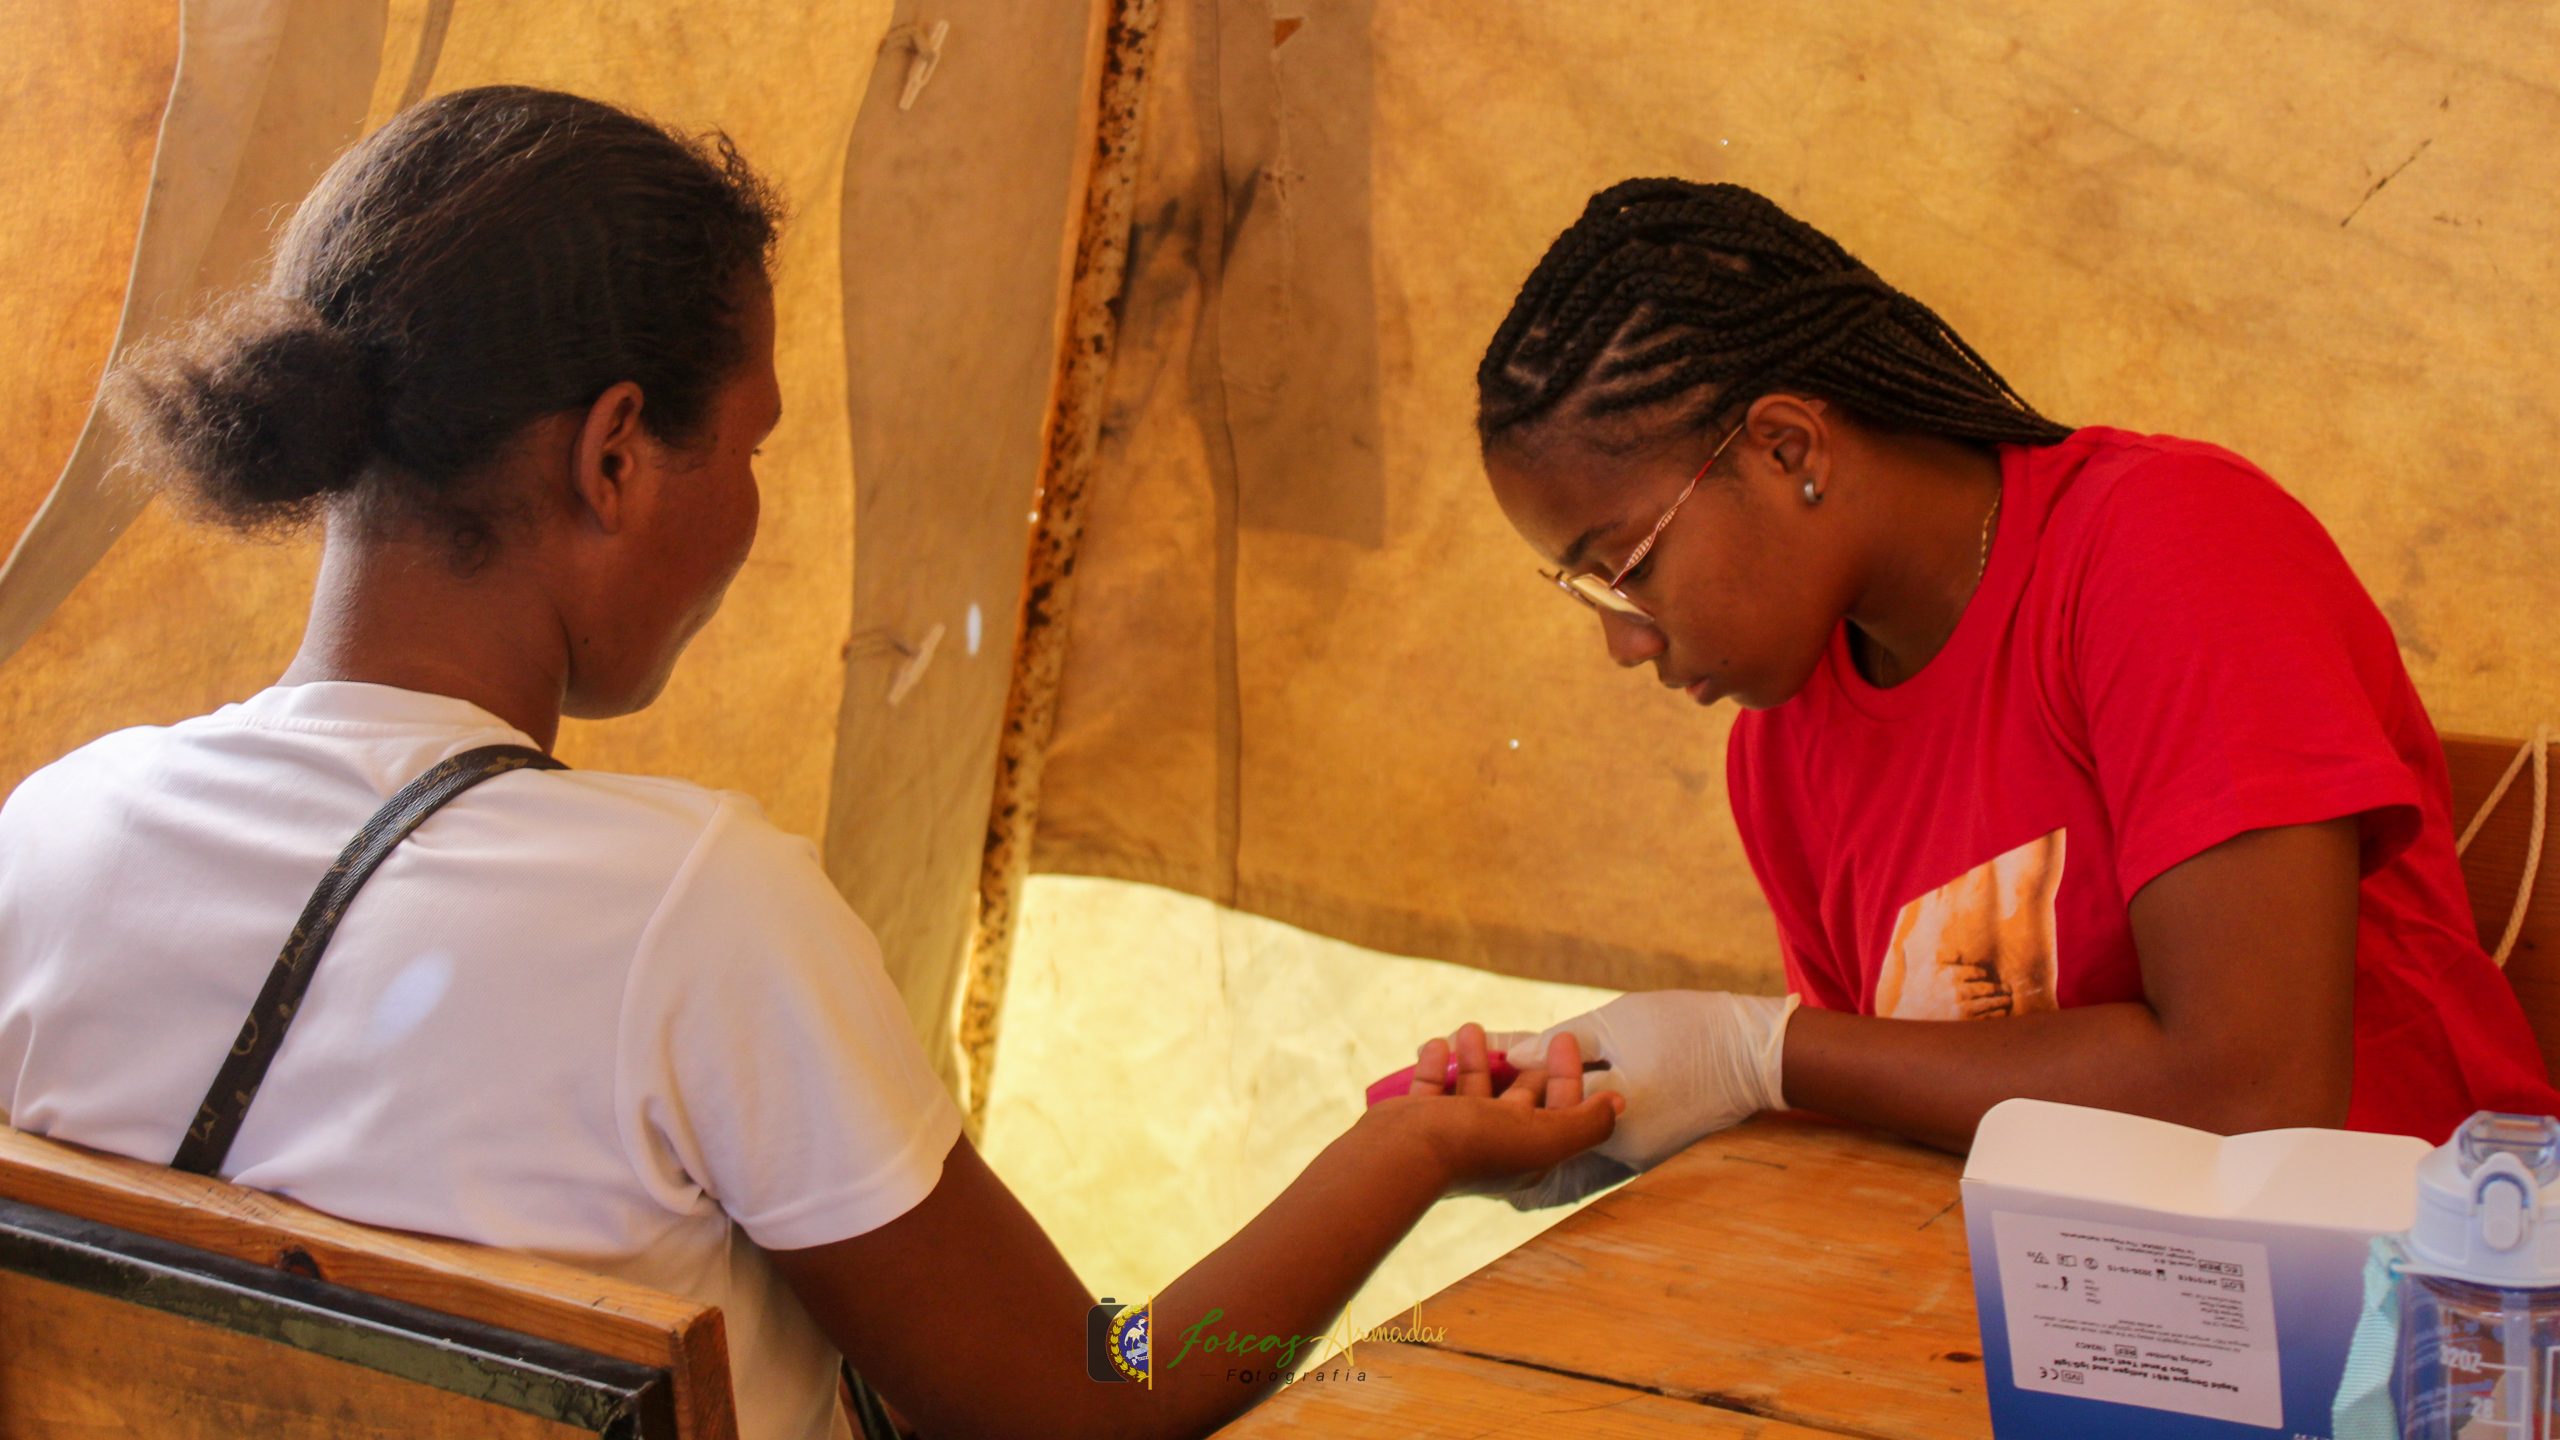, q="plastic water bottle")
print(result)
[2397,1112,2560,1438]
